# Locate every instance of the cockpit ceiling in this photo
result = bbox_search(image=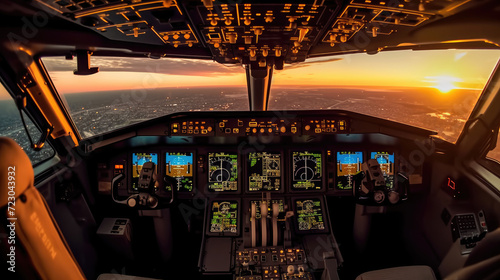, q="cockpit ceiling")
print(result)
[26,0,500,64]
